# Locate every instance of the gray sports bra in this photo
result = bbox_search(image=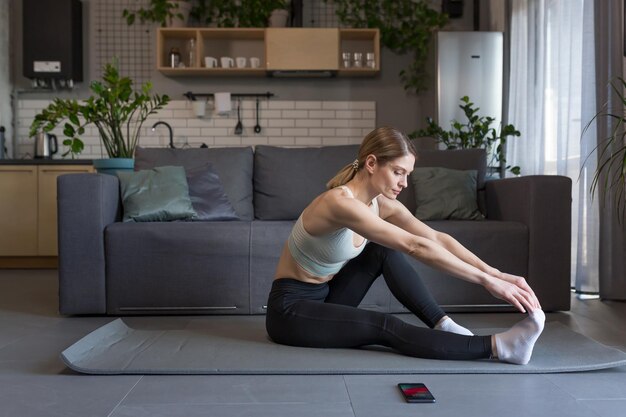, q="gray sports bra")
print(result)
[287,186,380,277]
